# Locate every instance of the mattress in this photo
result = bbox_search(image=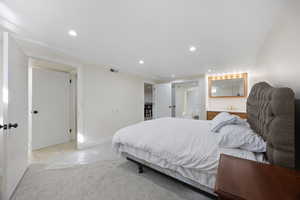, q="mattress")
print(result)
[112,118,264,189]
